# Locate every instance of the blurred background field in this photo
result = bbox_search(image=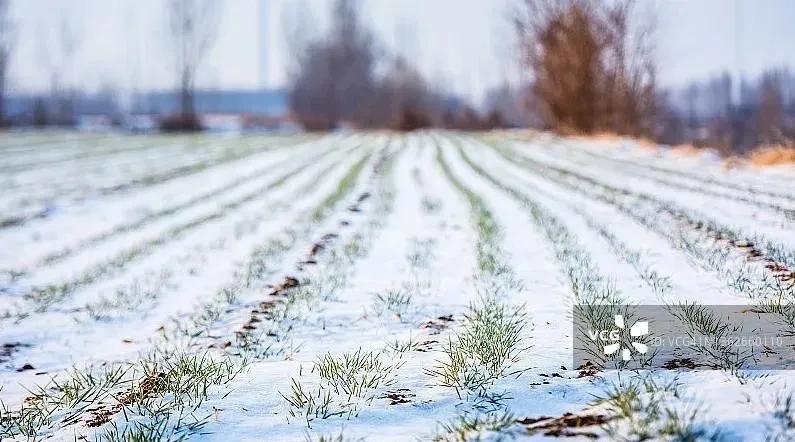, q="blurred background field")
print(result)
[0,0,793,161]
